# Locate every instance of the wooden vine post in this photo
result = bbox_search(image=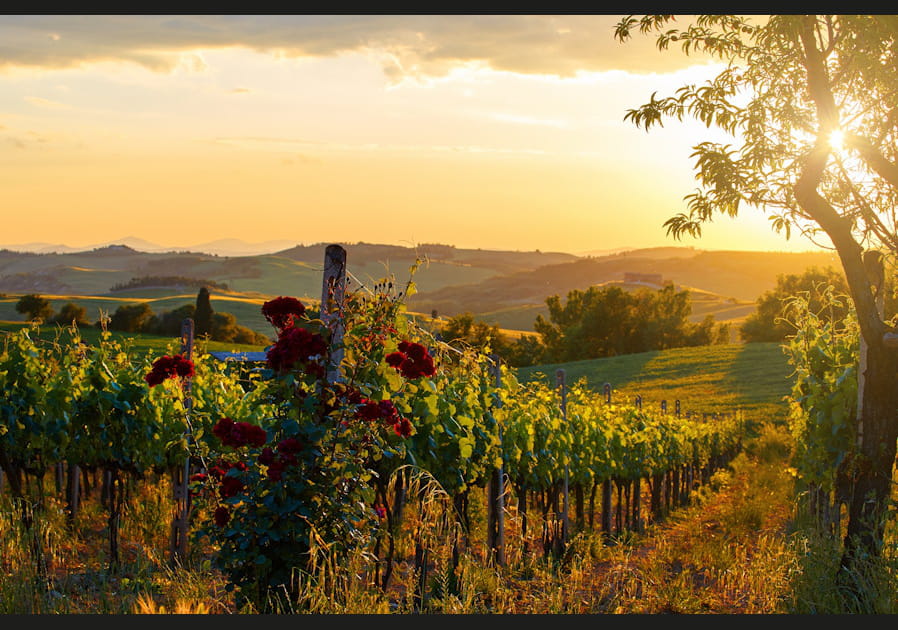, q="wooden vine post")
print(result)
[487,355,506,567]
[556,368,569,546]
[601,381,613,540]
[170,317,194,565]
[320,244,347,384]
